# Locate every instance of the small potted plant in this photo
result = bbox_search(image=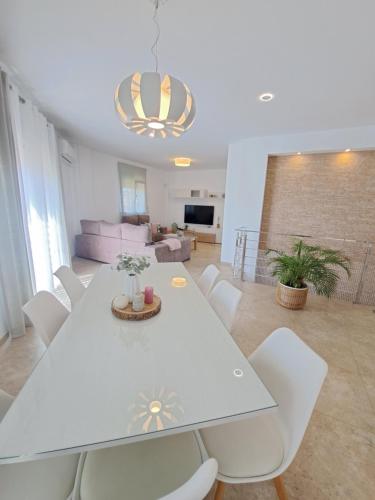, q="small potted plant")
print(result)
[266,240,350,310]
[116,254,150,302]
